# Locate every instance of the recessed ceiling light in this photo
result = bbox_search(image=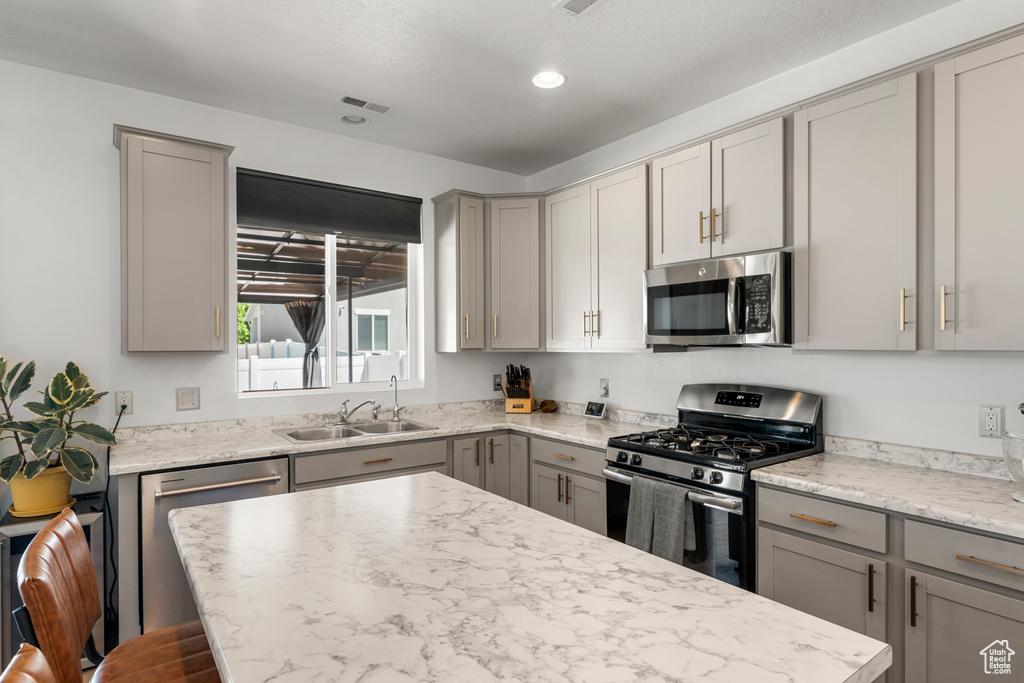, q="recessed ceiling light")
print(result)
[340,115,370,126]
[532,71,567,89]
